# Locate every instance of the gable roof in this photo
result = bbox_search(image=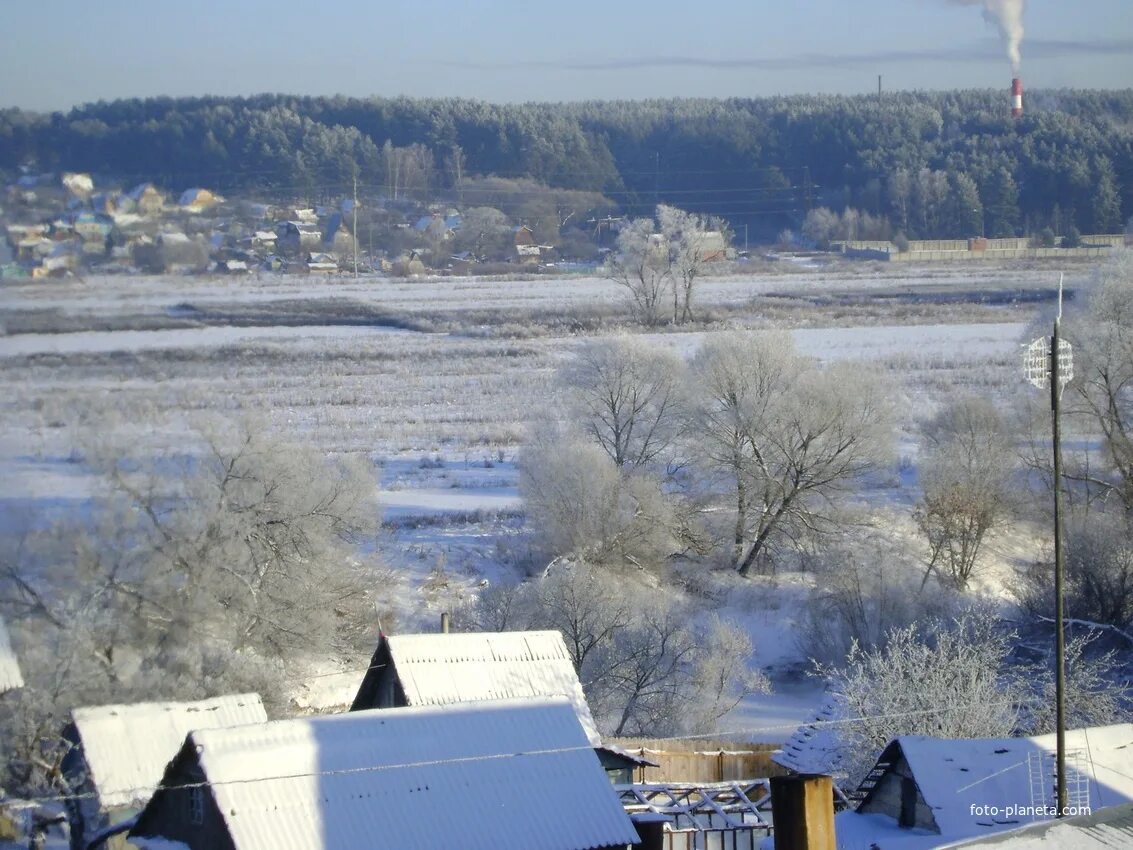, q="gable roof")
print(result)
[72,693,267,808]
[353,630,601,746]
[850,724,1133,846]
[138,697,639,850]
[0,615,23,693]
